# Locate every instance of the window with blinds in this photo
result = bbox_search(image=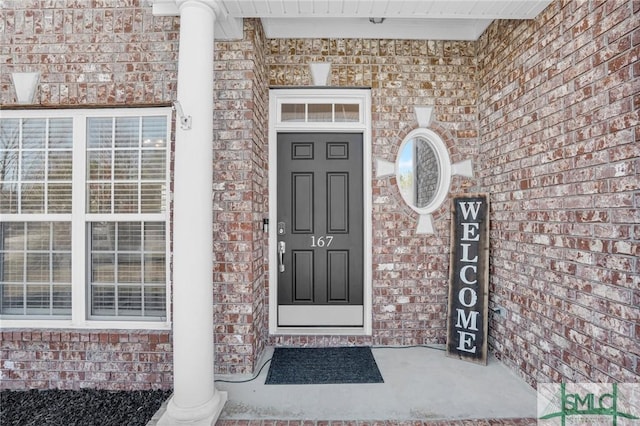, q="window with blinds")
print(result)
[89,222,166,318]
[0,109,170,325]
[0,118,73,214]
[0,222,72,316]
[86,116,167,214]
